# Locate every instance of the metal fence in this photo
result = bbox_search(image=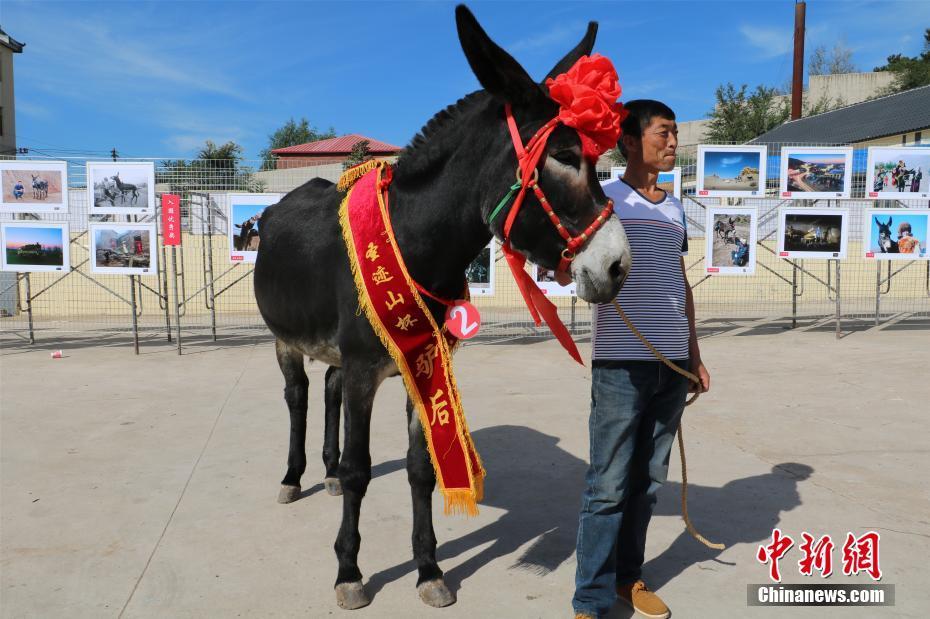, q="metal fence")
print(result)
[1,142,928,351]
